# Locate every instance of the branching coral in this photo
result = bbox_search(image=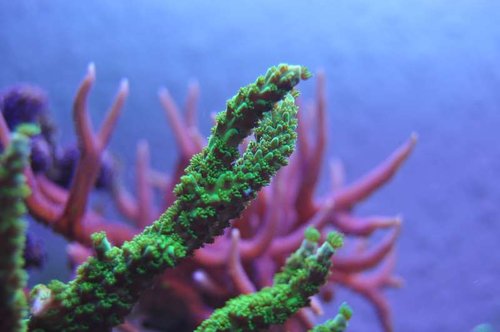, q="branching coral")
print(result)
[117,71,415,331]
[0,64,357,332]
[0,67,135,246]
[0,63,415,332]
[26,64,310,331]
